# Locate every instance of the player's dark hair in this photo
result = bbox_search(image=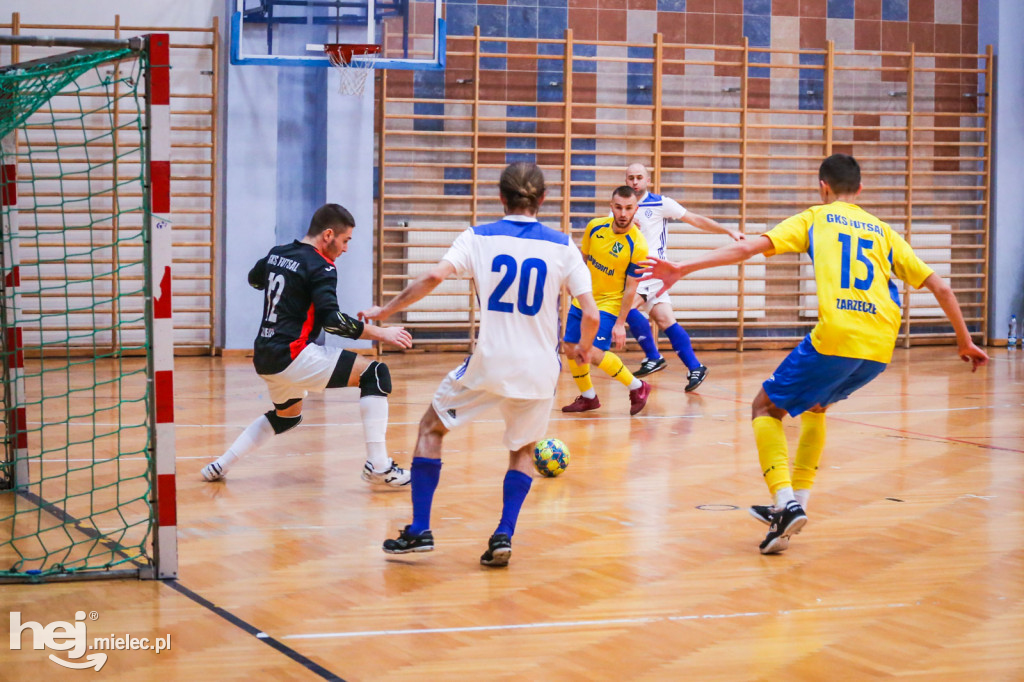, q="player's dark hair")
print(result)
[818,154,861,194]
[307,203,355,237]
[499,162,546,213]
[612,185,639,201]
